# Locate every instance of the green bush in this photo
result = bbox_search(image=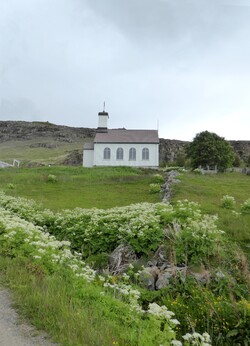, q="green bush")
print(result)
[47,174,58,183]
[149,183,161,193]
[174,214,223,265]
[6,183,15,190]
[241,198,250,214]
[221,195,236,209]
[152,174,165,184]
[164,280,250,346]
